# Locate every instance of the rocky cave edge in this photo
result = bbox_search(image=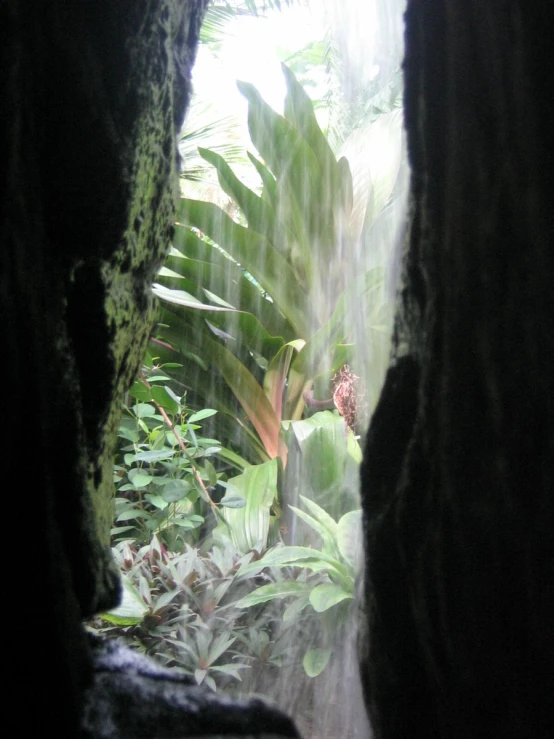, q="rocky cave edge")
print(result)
[2,1,553,737]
